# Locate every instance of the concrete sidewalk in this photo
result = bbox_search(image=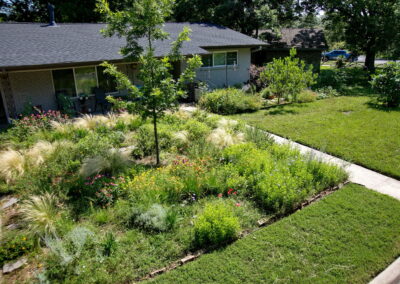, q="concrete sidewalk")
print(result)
[268,133,400,201]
